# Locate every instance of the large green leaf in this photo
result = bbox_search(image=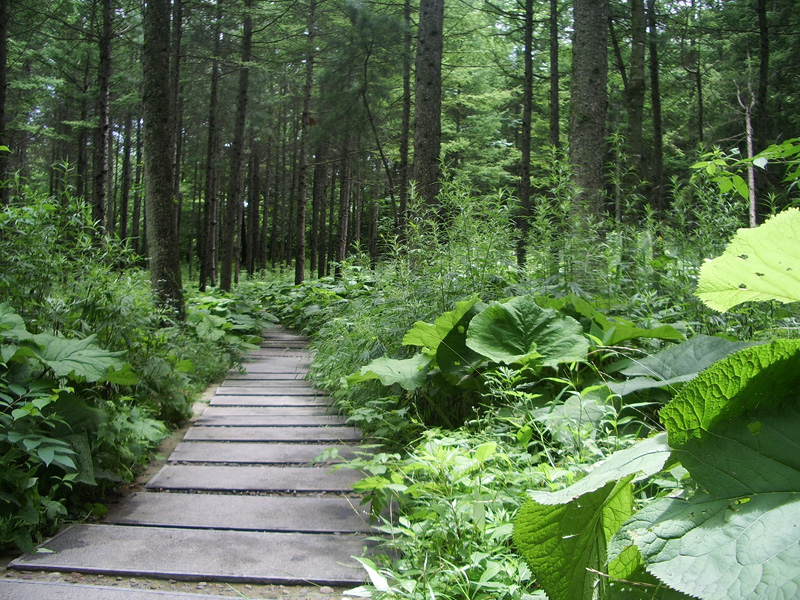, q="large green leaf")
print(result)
[615,340,800,600]
[347,353,431,391]
[514,478,635,600]
[696,208,800,311]
[466,295,588,367]
[608,335,754,396]
[435,301,487,386]
[526,433,671,505]
[541,295,684,346]
[402,295,481,354]
[615,491,800,600]
[660,339,800,449]
[32,333,124,382]
[0,303,33,342]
